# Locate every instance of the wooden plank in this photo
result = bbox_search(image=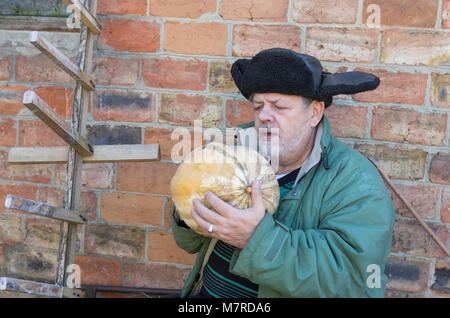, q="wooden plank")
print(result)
[4,195,87,224]
[0,277,82,298]
[56,0,97,287]
[0,16,80,32]
[29,31,95,91]
[22,90,94,157]
[61,0,102,34]
[8,144,160,164]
